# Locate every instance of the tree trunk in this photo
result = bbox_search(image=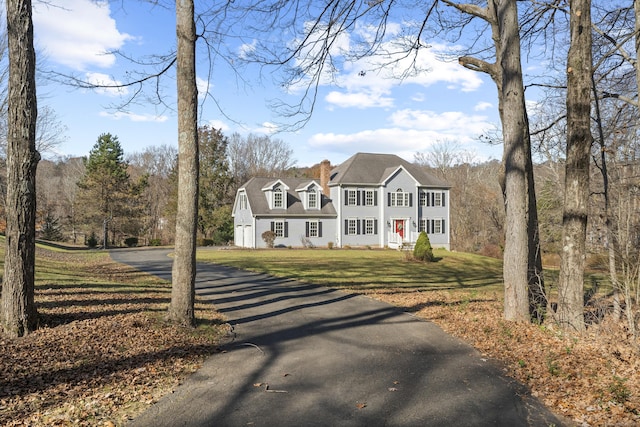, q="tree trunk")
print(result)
[497,0,530,322]
[525,111,547,323]
[451,0,544,322]
[168,0,198,327]
[1,0,40,337]
[557,0,592,333]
